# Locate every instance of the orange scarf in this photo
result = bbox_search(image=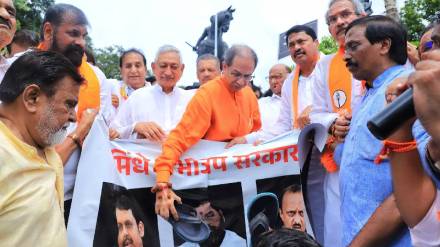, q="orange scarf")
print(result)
[320,48,354,173]
[328,47,352,114]
[37,43,101,121]
[291,66,301,129]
